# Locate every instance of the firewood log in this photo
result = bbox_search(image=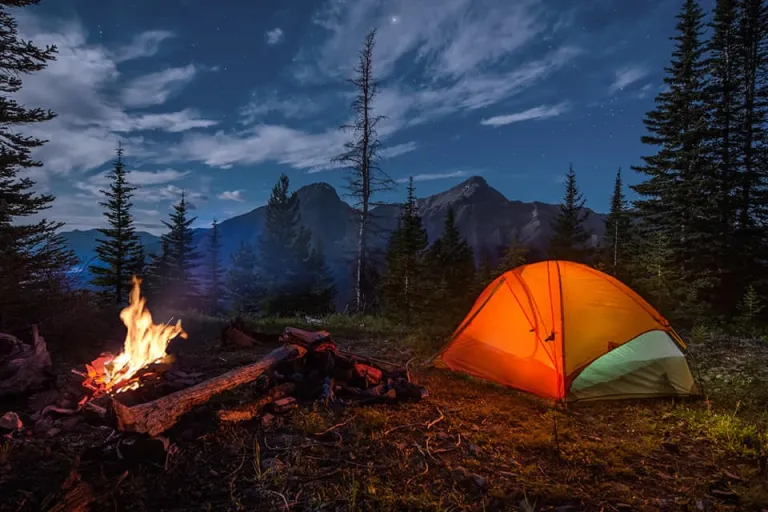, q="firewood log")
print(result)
[110,344,306,436]
[217,382,296,423]
[0,325,52,397]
